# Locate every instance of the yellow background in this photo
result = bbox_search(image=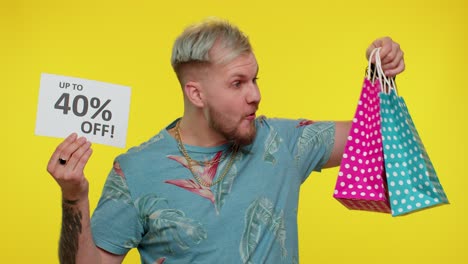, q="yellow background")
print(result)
[2,0,466,263]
